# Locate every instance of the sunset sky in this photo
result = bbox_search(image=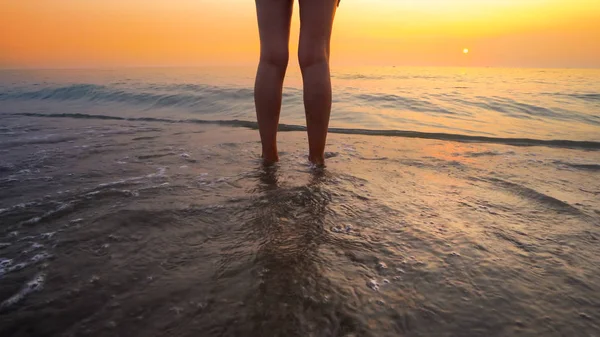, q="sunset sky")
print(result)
[1,0,599,69]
